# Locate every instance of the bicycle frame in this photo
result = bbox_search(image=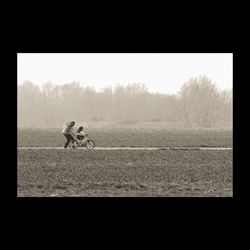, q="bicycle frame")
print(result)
[78,137,89,147]
[68,135,95,149]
